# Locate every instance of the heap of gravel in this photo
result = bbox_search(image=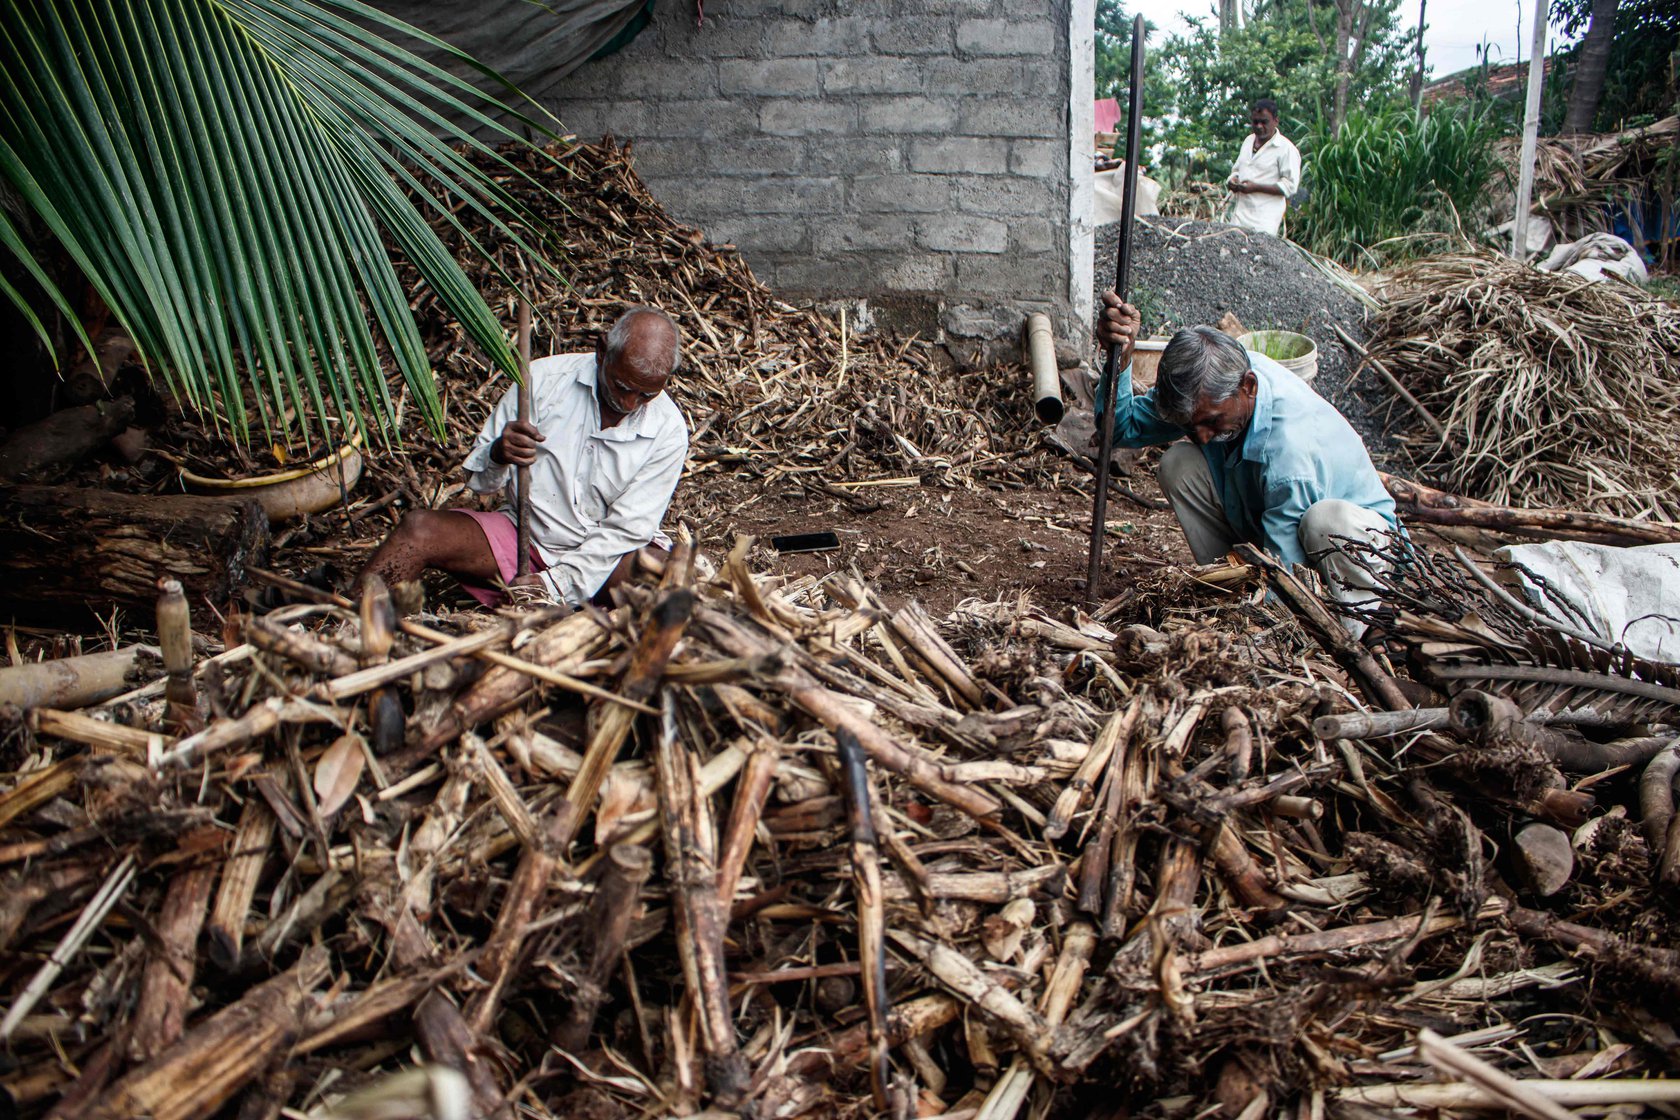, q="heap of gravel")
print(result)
[1094,216,1402,467]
